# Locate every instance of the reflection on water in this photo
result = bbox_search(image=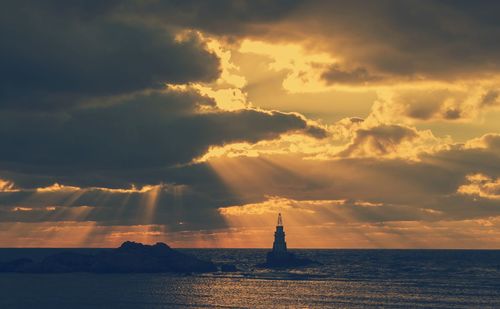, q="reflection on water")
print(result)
[1,249,500,308]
